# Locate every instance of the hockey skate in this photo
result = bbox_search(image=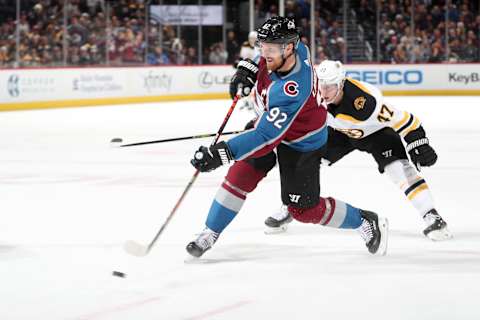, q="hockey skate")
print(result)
[358,210,389,255]
[186,227,219,258]
[423,209,452,241]
[264,205,293,234]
